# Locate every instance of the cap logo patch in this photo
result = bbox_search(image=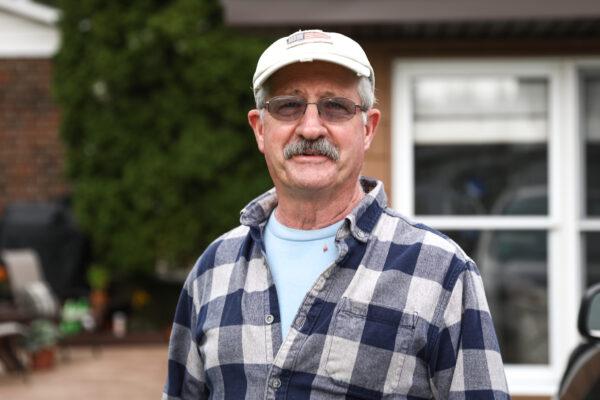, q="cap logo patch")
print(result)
[286,30,332,48]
